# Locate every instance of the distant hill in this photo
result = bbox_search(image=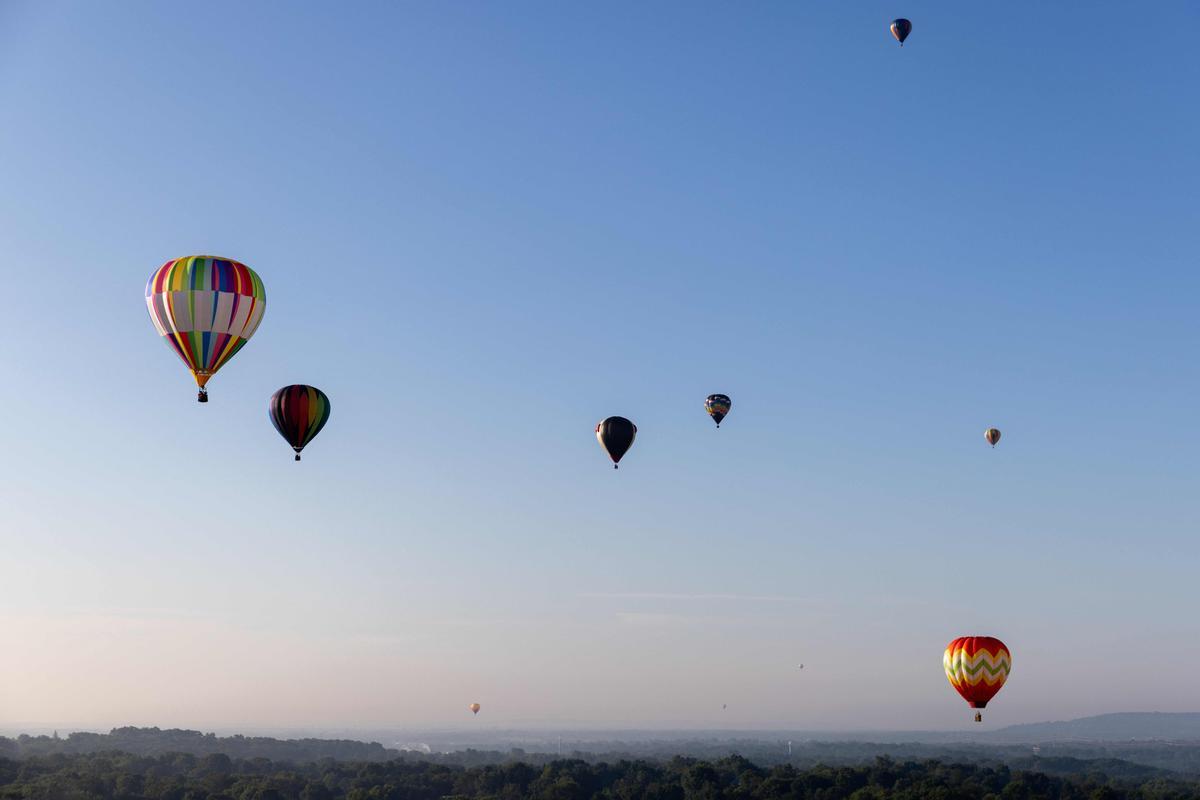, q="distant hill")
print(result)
[990,713,1200,742]
[0,726,398,762]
